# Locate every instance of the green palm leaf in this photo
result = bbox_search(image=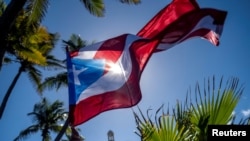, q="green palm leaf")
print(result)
[26,64,42,88]
[14,125,40,141]
[119,0,141,5]
[25,0,50,25]
[80,0,105,17]
[79,0,141,17]
[134,107,190,141]
[189,76,243,140]
[157,115,190,141]
[43,55,65,70]
[191,77,243,123]
[38,72,67,94]
[16,47,47,65]
[62,34,88,51]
